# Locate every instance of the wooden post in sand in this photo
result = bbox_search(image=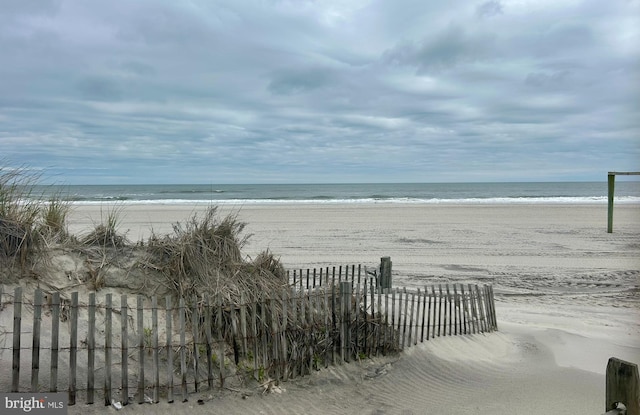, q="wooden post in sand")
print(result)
[608,172,640,233]
[379,257,392,289]
[606,357,640,415]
